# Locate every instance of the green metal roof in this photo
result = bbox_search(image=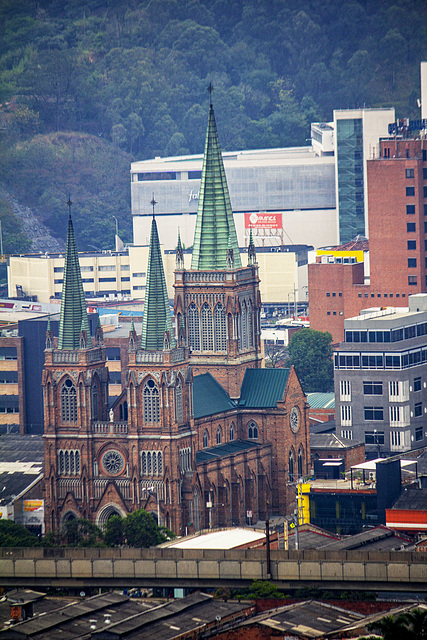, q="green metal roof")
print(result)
[306,392,335,409]
[191,104,241,270]
[238,369,290,408]
[196,439,261,465]
[193,373,236,418]
[141,216,175,350]
[58,215,92,350]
